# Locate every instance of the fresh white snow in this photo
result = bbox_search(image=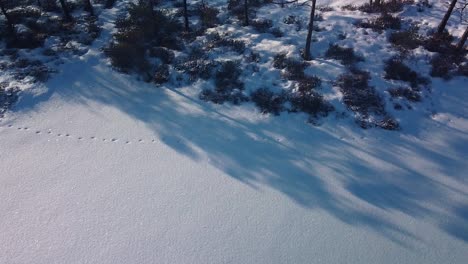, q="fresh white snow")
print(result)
[1,1,468,263]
